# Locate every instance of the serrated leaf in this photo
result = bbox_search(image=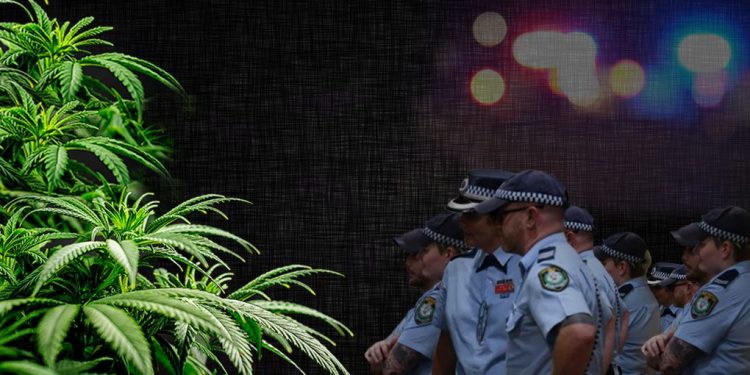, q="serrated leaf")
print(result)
[58,61,82,102]
[0,360,58,375]
[38,304,79,366]
[44,144,68,191]
[33,241,105,296]
[105,239,138,287]
[82,304,152,375]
